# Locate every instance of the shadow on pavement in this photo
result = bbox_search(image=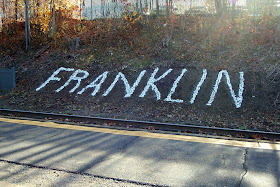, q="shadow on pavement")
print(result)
[0,121,279,186]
